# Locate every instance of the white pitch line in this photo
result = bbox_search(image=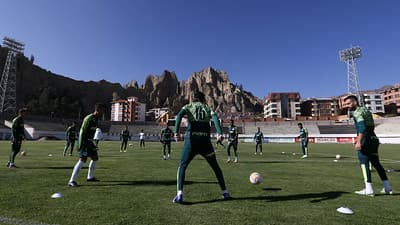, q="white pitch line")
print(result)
[0,216,59,225]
